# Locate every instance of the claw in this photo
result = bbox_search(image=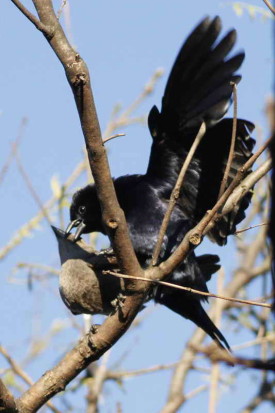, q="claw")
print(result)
[111,293,126,311]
